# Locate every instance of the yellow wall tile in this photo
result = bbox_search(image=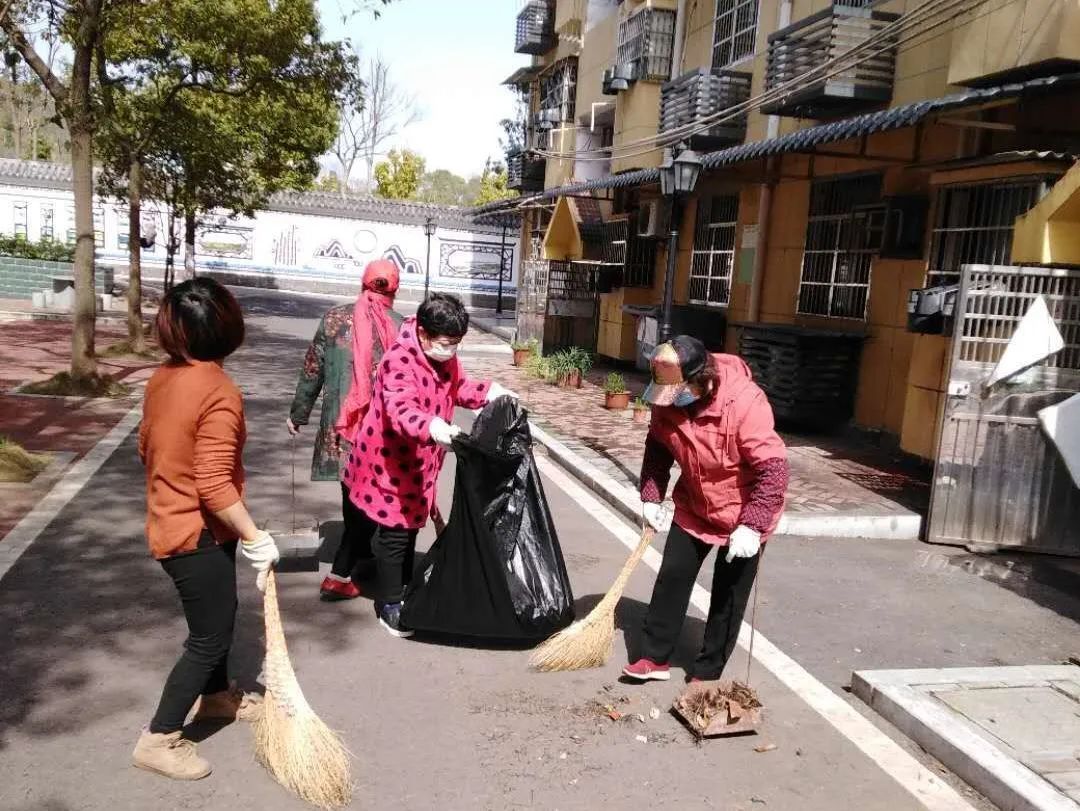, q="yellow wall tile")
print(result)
[900,385,944,460]
[907,334,950,392]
